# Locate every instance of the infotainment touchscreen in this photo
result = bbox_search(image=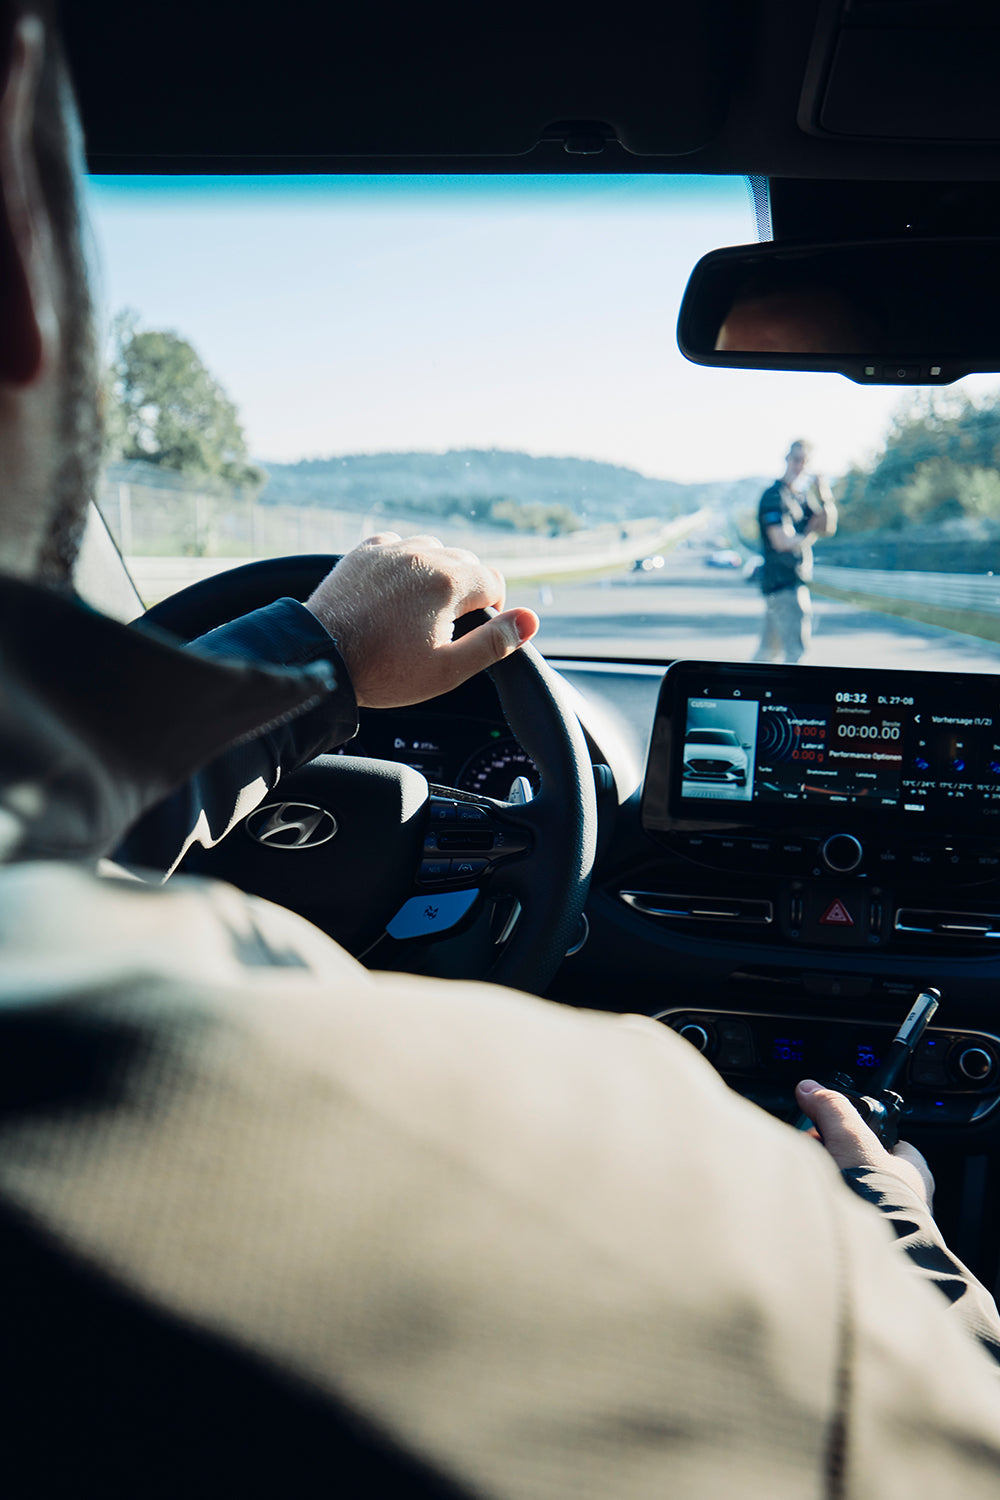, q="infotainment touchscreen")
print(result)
[642,661,1000,836]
